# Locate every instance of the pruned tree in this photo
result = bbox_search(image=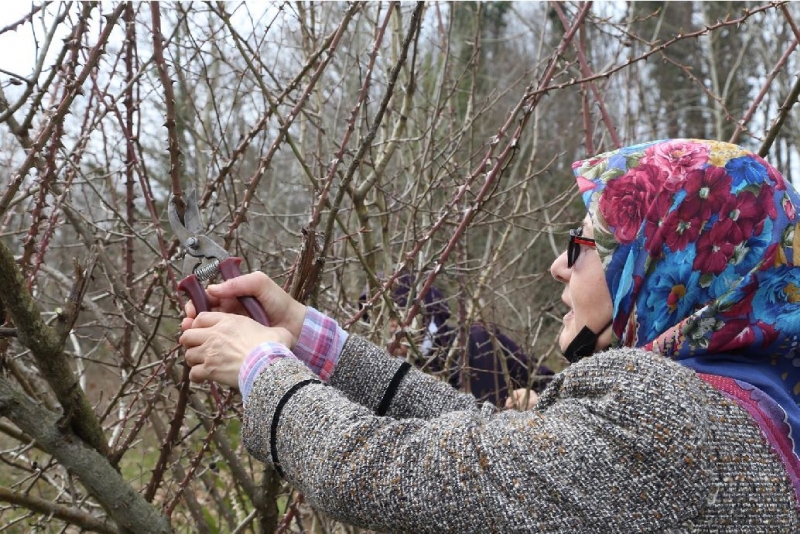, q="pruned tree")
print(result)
[0,1,798,532]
